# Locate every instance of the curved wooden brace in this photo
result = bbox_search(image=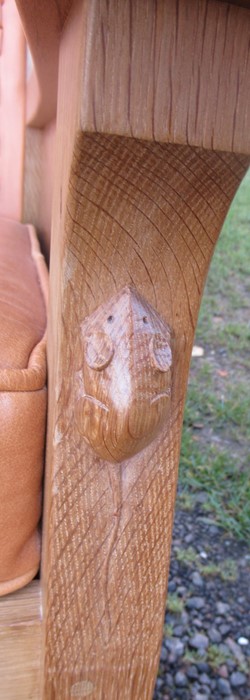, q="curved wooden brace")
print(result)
[0,0,249,698]
[15,0,74,127]
[35,0,250,698]
[42,127,249,698]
